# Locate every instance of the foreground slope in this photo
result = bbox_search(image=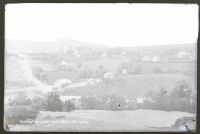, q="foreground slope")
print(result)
[9,109,194,132]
